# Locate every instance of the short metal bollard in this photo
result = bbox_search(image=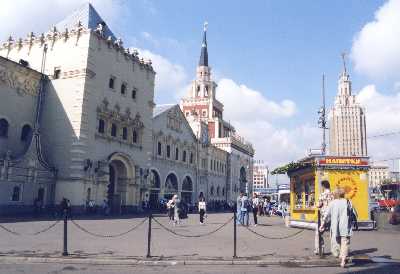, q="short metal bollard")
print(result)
[62,209,68,256]
[146,213,152,258]
[233,208,237,258]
